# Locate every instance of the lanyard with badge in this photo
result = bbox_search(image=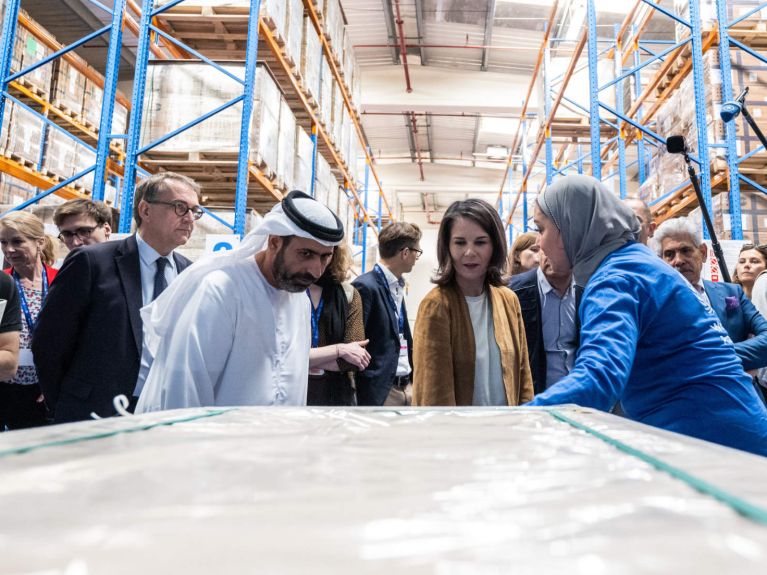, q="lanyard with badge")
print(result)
[13,265,49,367]
[307,290,325,375]
[373,264,409,368]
